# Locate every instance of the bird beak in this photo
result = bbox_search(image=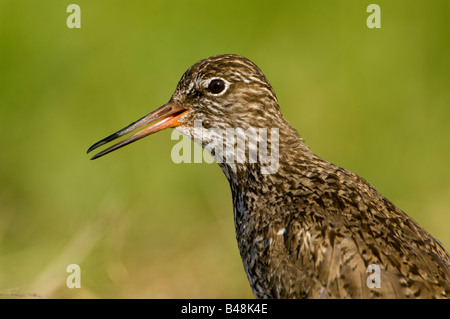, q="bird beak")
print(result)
[87,102,188,160]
